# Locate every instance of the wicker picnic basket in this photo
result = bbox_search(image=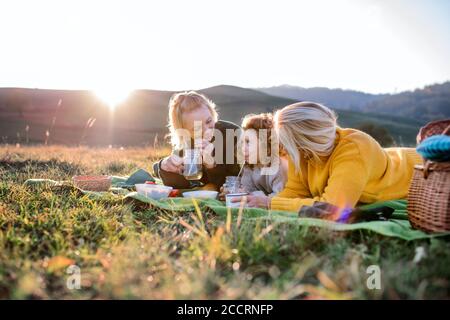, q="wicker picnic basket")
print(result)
[72,175,112,192]
[407,120,450,232]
